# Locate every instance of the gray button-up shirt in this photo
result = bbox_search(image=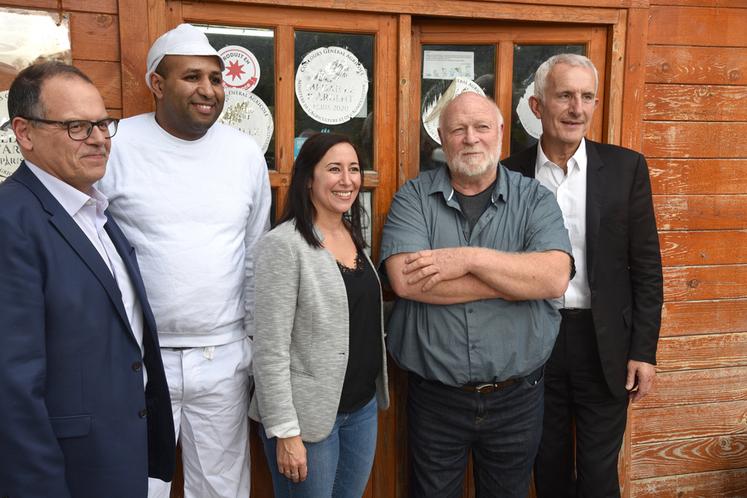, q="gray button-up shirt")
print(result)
[380,164,572,387]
